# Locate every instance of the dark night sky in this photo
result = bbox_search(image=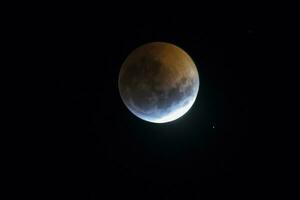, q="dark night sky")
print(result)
[49,9,258,199]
